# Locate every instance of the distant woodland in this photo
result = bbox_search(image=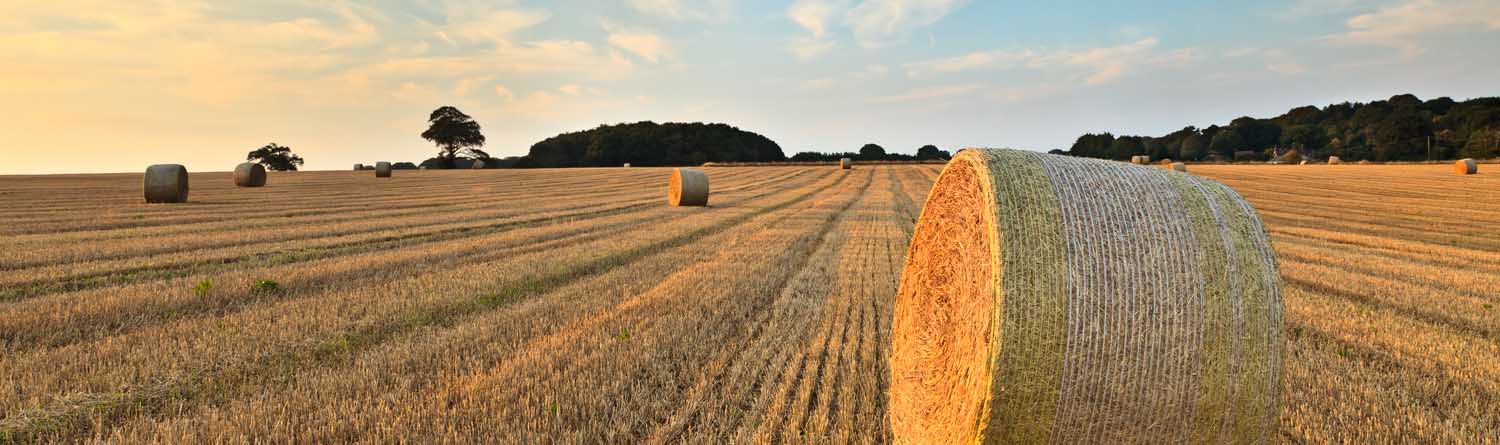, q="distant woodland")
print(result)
[1063,94,1500,162]
[515,121,786,167]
